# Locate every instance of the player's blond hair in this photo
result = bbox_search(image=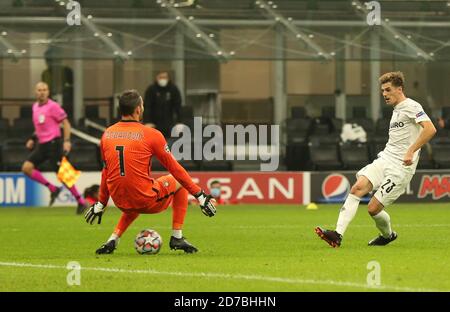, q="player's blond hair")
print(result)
[379,71,405,88]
